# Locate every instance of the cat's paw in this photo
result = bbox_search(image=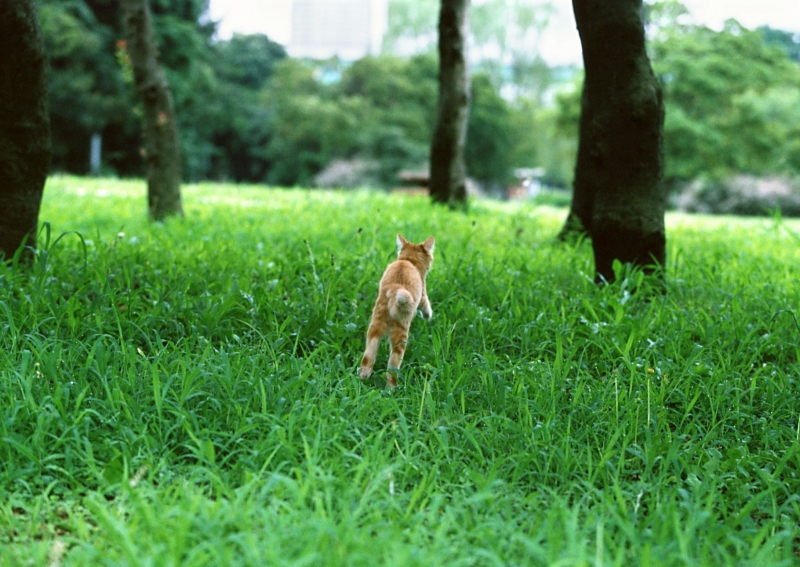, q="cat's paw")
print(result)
[359,354,375,379]
[420,308,433,320]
